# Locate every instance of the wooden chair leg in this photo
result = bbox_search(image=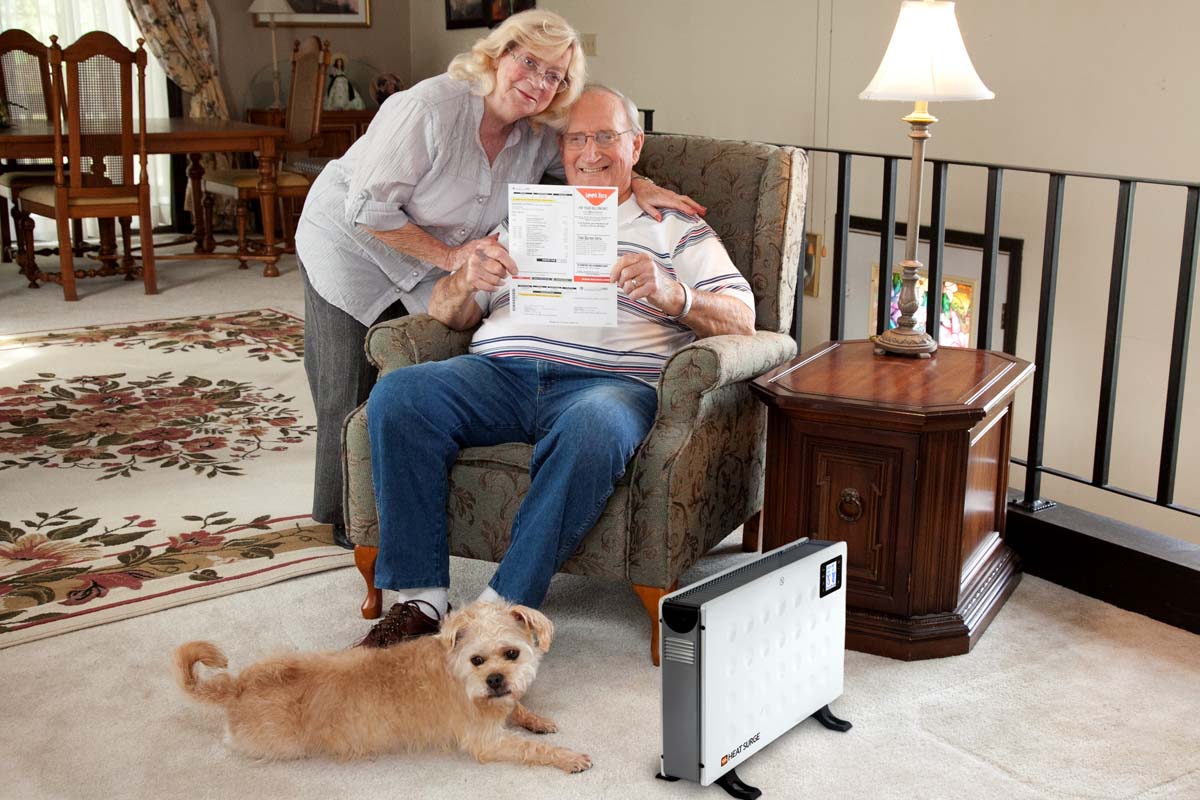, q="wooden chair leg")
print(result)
[97,218,117,271]
[71,218,86,257]
[0,196,10,264]
[119,216,135,277]
[56,213,78,301]
[16,210,39,288]
[742,510,762,553]
[201,190,215,252]
[138,200,157,295]
[355,545,383,619]
[633,582,678,667]
[279,197,294,249]
[235,201,249,270]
